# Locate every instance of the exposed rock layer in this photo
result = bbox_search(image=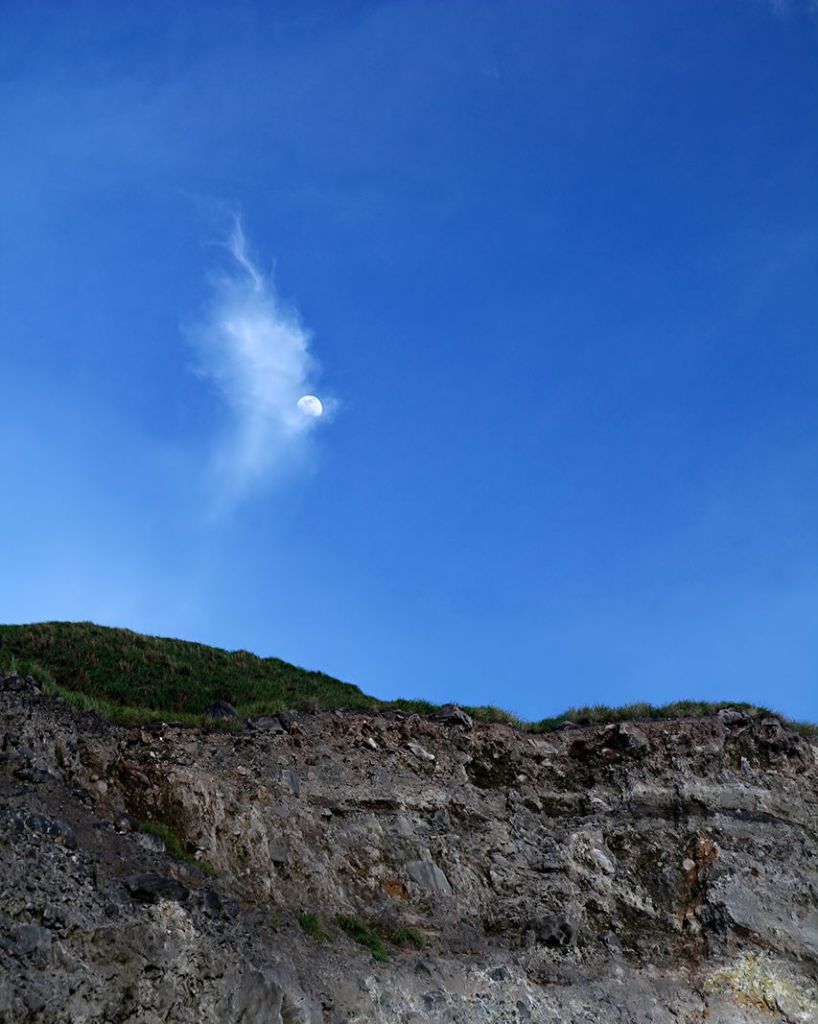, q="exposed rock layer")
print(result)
[1,672,817,1022]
